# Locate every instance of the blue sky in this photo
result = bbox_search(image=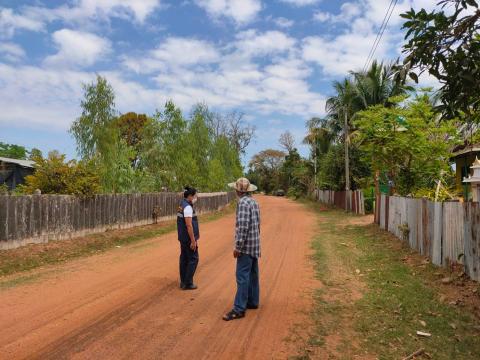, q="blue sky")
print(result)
[0,0,438,164]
